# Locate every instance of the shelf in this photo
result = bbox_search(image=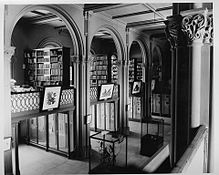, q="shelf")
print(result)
[25,47,70,87]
